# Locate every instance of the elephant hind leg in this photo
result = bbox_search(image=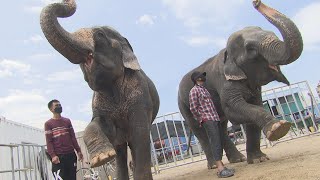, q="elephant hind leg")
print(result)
[220,120,246,163]
[224,135,247,163]
[263,120,291,141]
[83,117,116,168]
